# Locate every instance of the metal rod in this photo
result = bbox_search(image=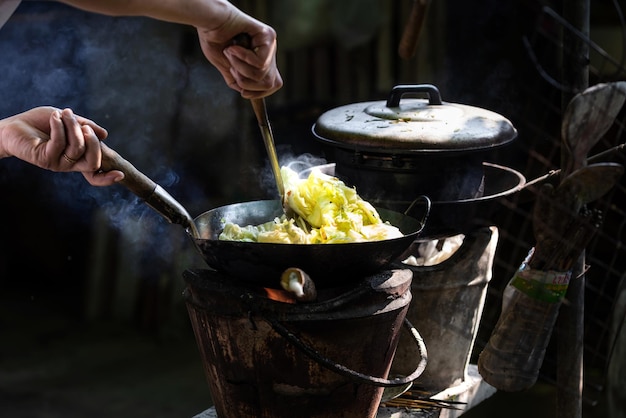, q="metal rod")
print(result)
[557,1,589,417]
[514,143,625,189]
[250,98,285,200]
